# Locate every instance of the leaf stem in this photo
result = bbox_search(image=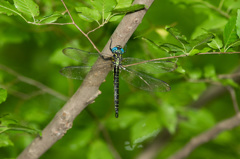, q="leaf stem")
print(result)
[200,0,230,19]
[123,52,240,67]
[60,0,101,53]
